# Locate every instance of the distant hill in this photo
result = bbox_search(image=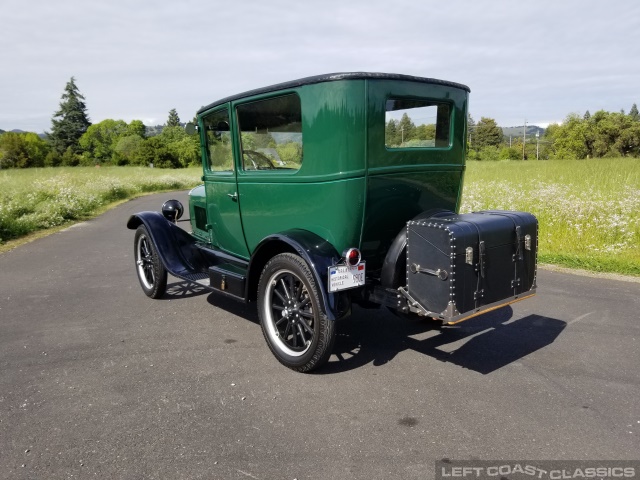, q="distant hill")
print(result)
[0,128,47,139]
[144,123,188,137]
[502,125,545,138]
[1,124,171,138]
[145,125,164,137]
